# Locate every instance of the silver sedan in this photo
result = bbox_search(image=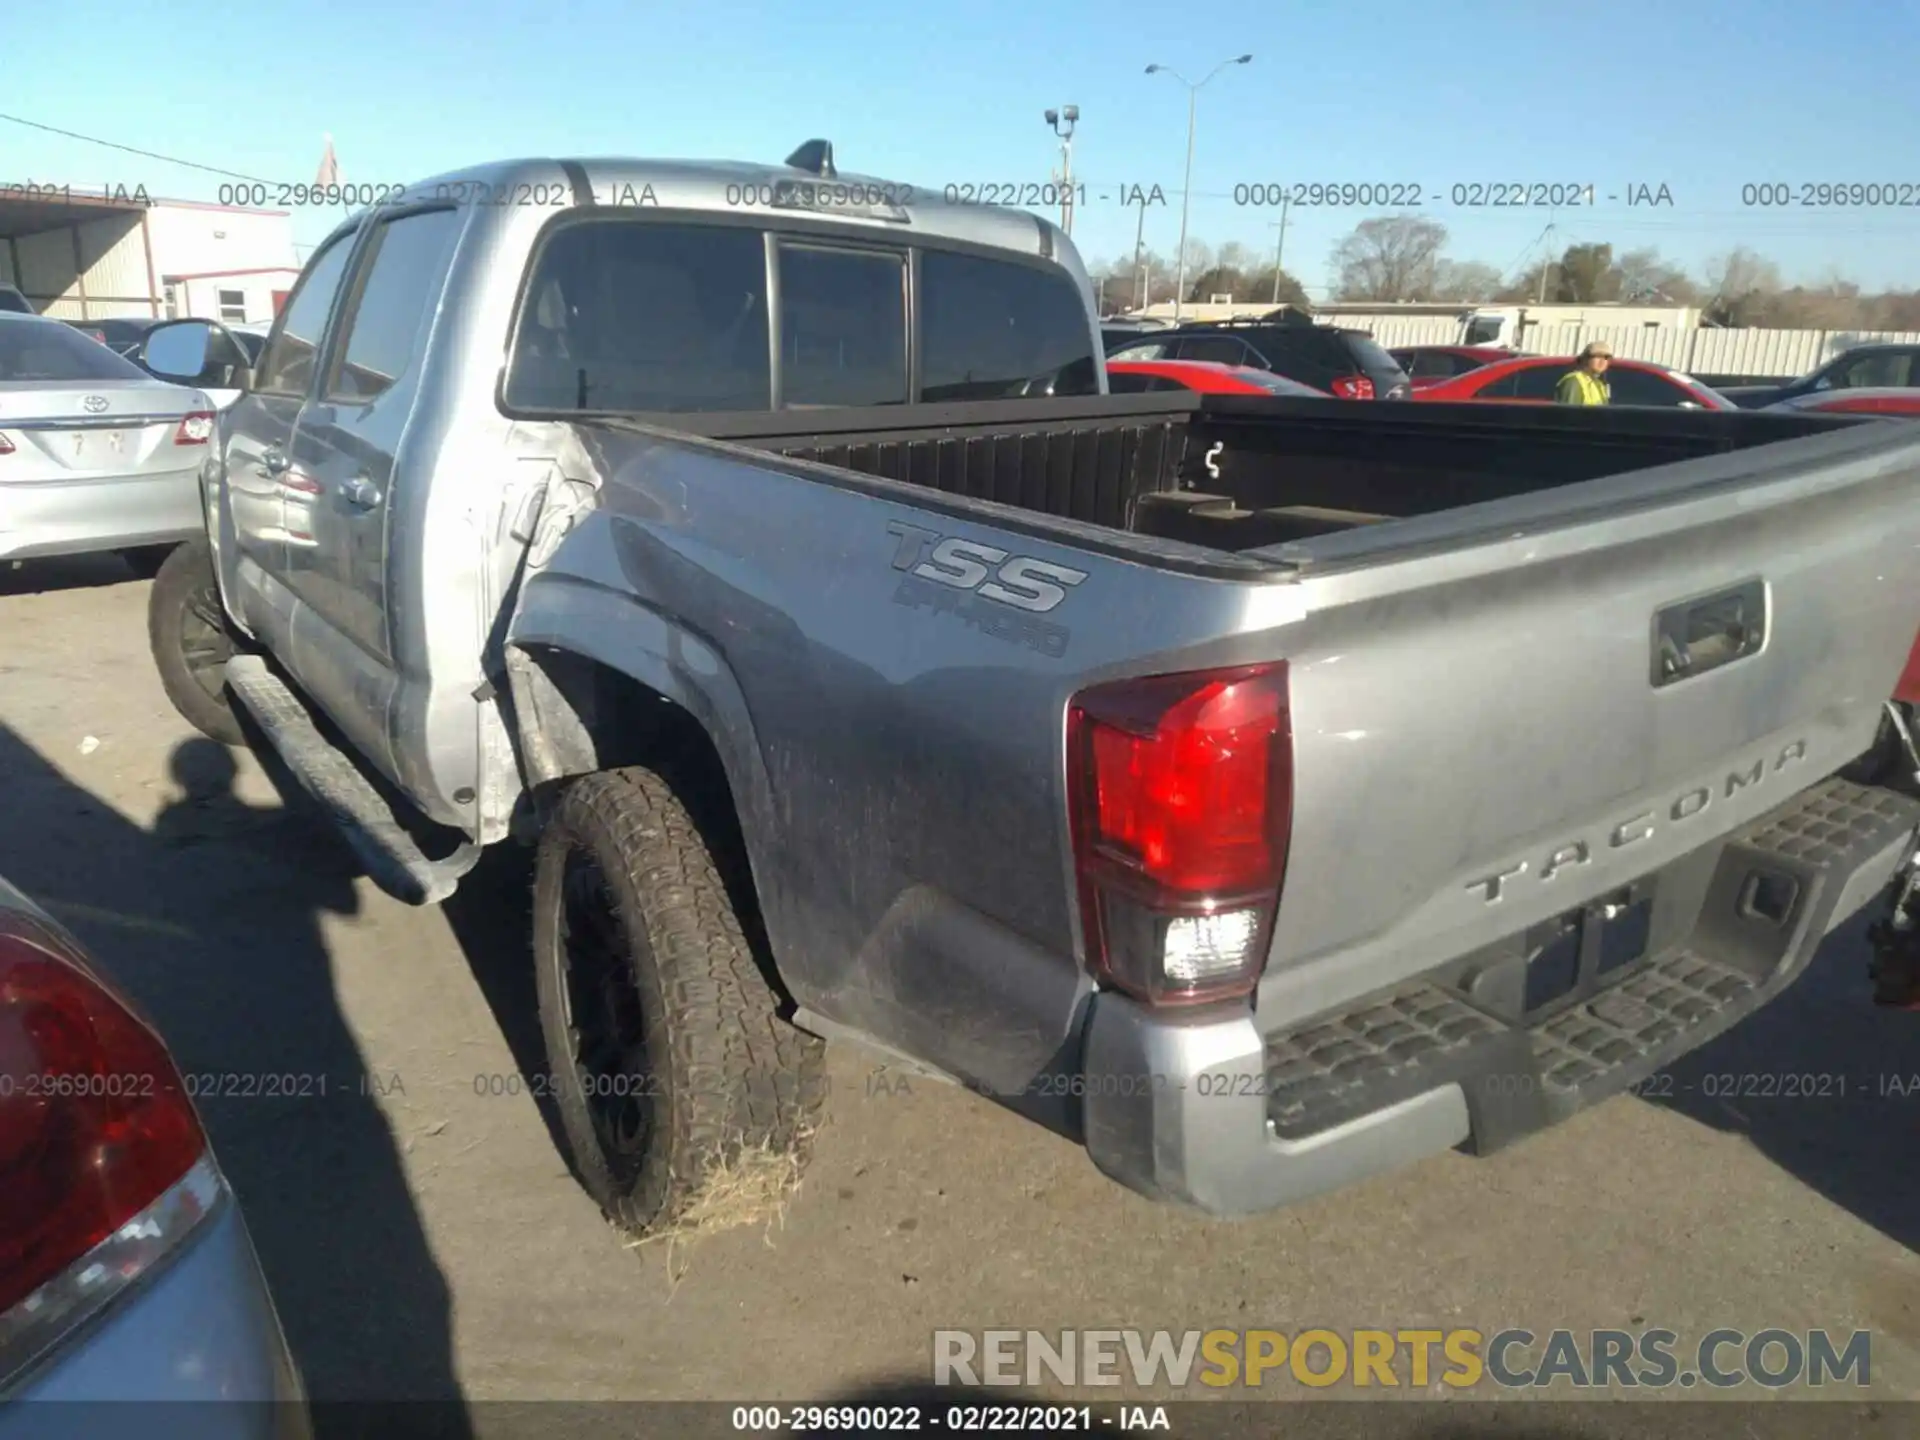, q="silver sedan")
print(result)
[0,874,308,1435]
[0,311,217,576]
